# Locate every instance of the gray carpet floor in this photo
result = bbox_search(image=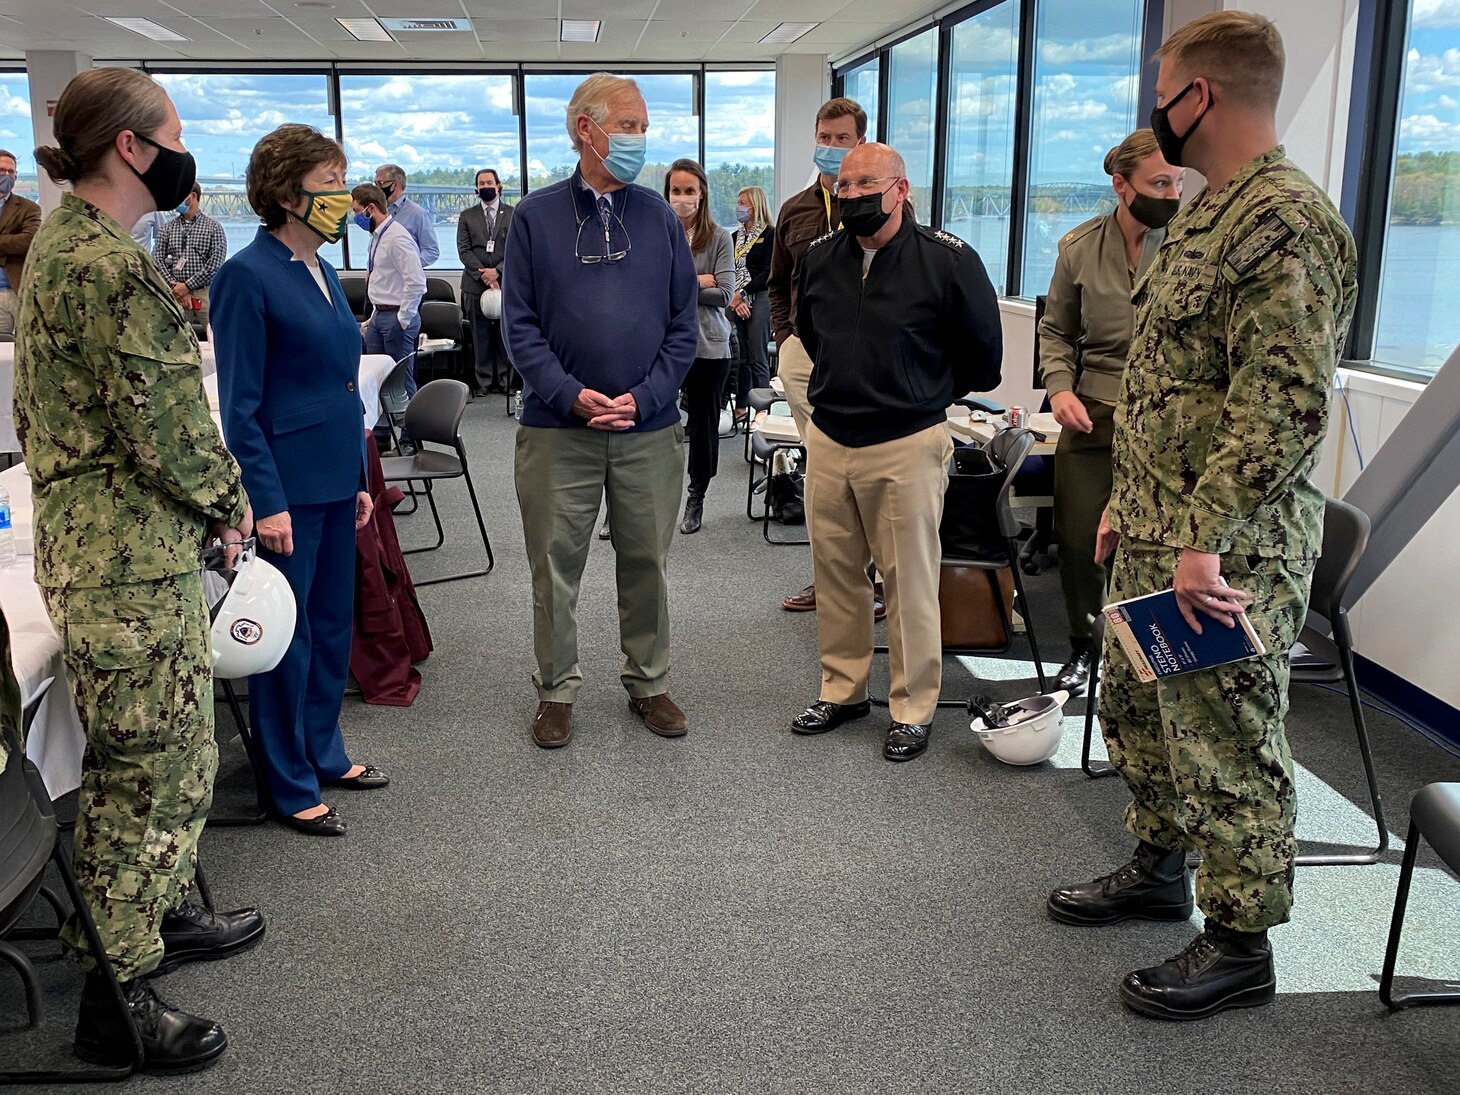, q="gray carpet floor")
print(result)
[4,394,1459,1093]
